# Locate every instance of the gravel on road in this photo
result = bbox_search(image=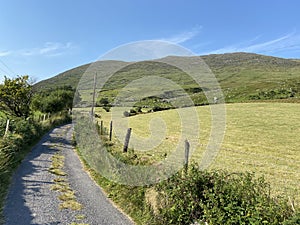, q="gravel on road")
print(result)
[4,124,134,225]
